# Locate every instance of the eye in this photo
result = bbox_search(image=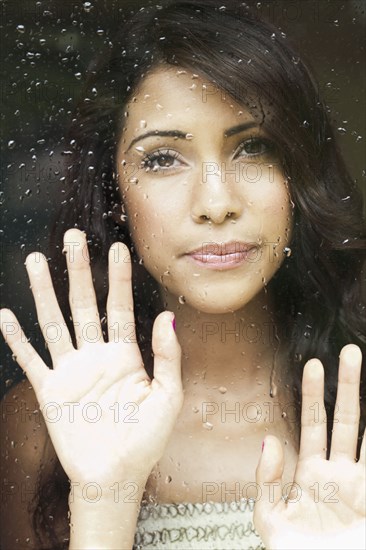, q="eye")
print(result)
[141,149,185,172]
[235,137,274,158]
